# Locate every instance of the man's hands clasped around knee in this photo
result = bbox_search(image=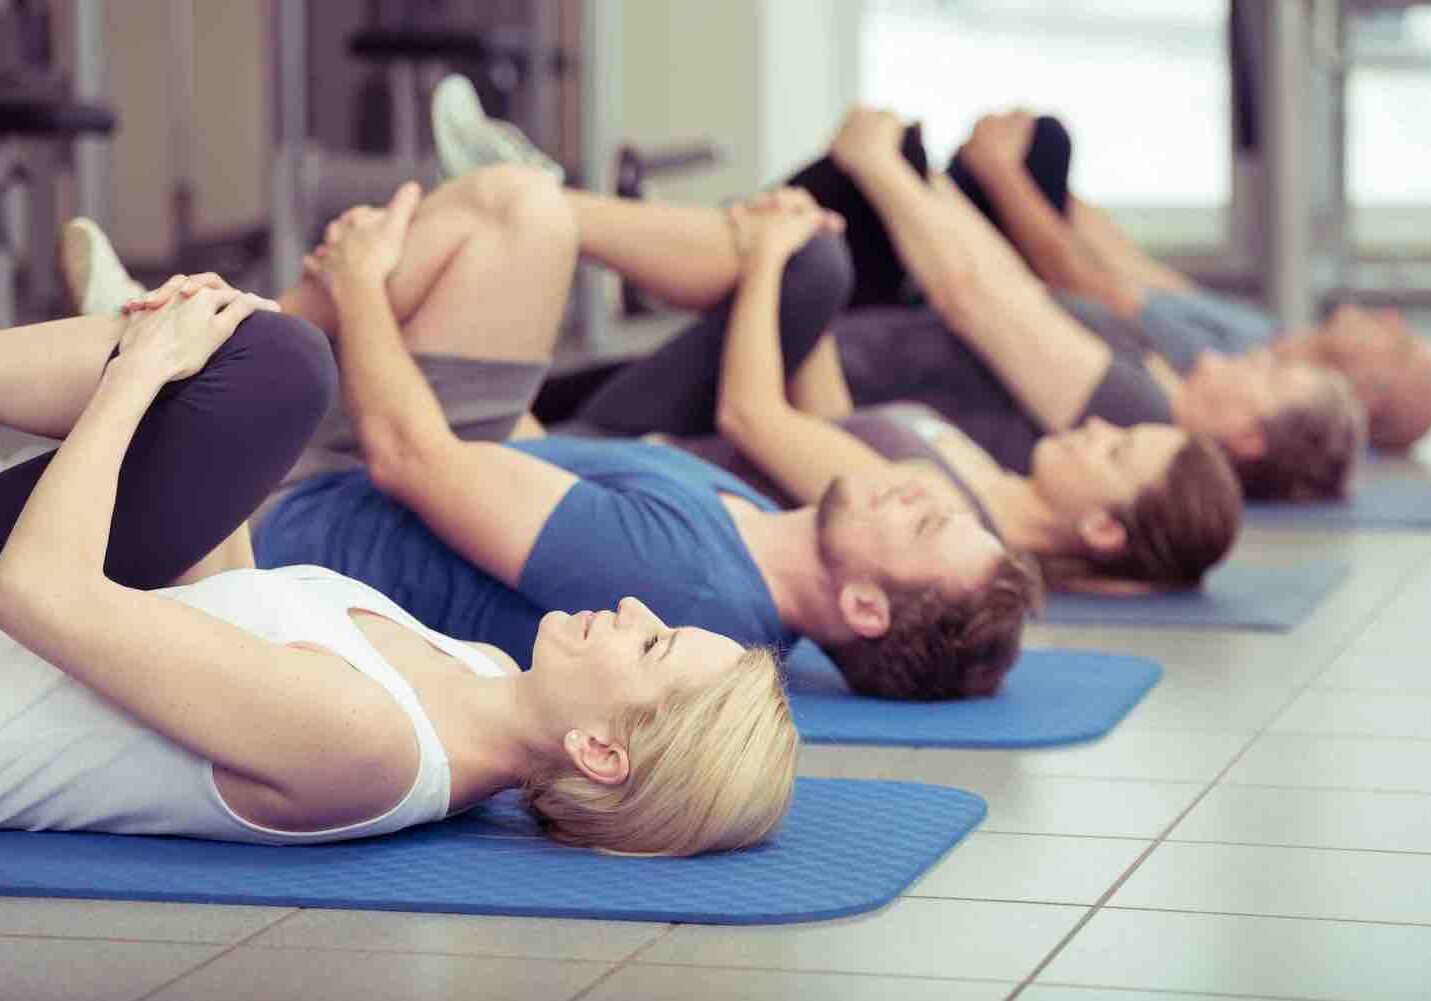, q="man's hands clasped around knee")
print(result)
[303,181,423,294]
